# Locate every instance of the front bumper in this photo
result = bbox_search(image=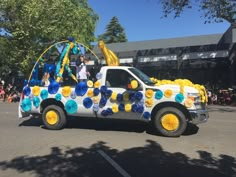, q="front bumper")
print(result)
[189,109,209,124]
